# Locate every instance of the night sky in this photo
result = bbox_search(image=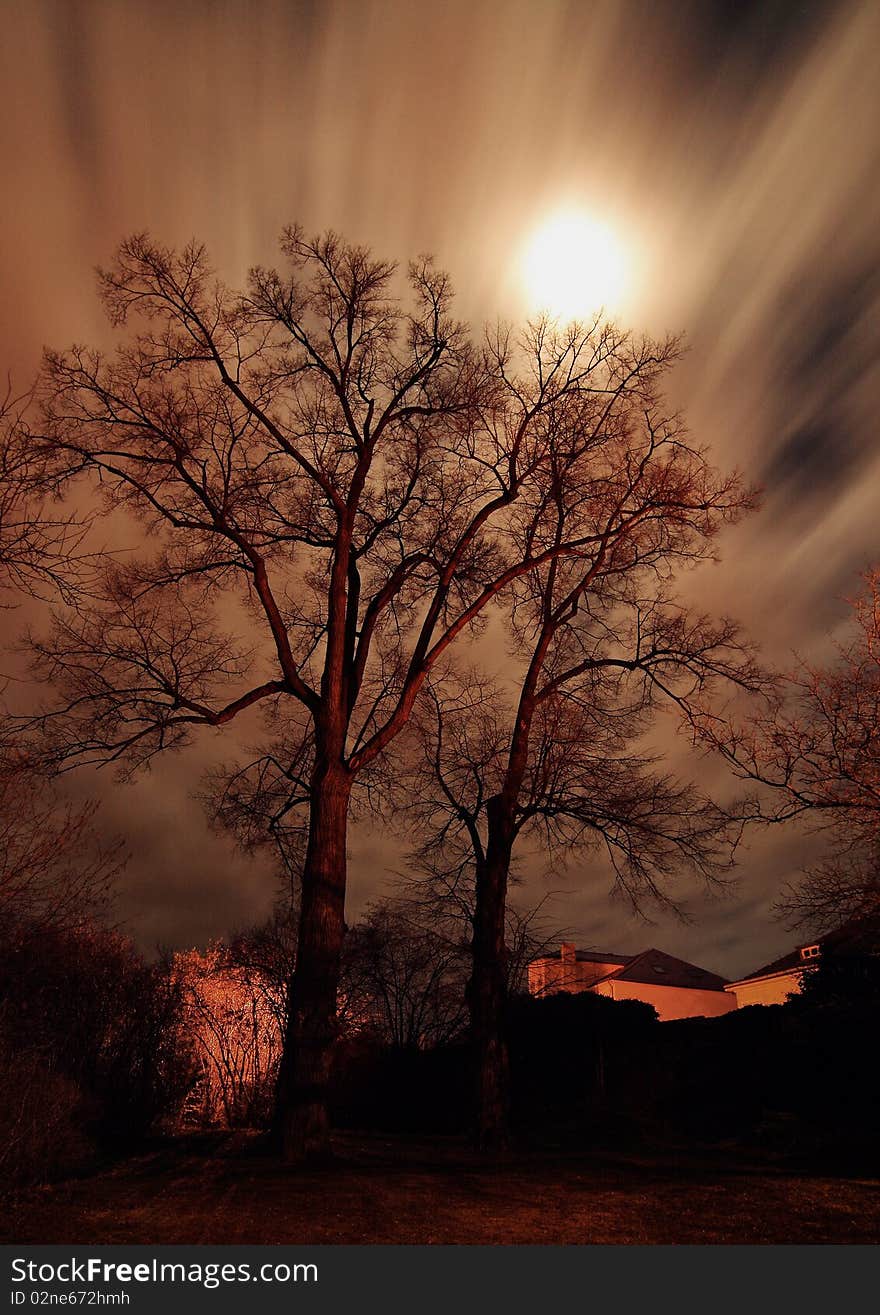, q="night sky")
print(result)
[2,0,878,976]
